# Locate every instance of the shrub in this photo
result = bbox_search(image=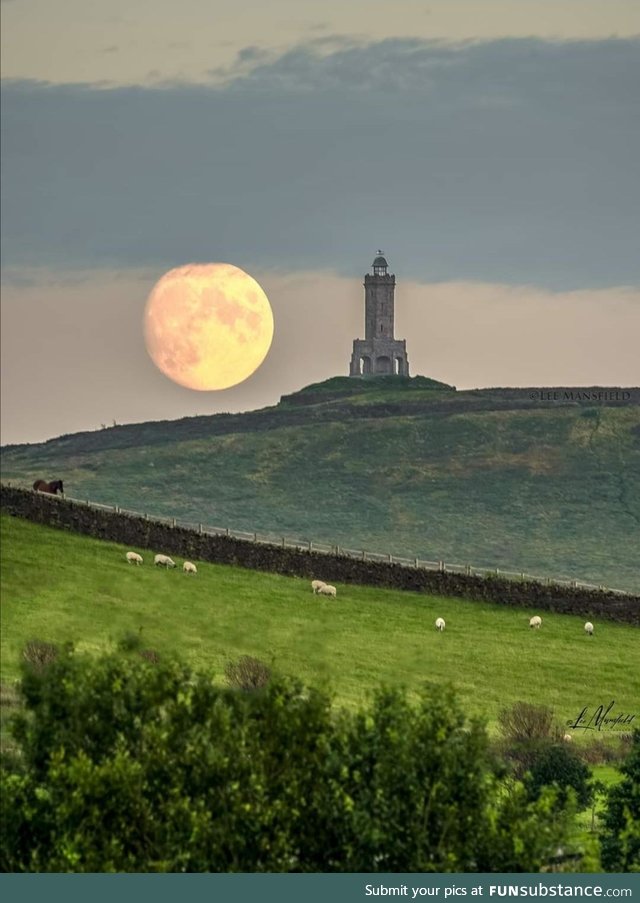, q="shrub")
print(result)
[139,649,160,665]
[0,683,21,709]
[224,655,271,691]
[580,737,622,766]
[600,730,640,872]
[0,653,577,873]
[21,640,59,673]
[116,630,144,653]
[498,701,561,744]
[524,743,594,811]
[496,701,564,778]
